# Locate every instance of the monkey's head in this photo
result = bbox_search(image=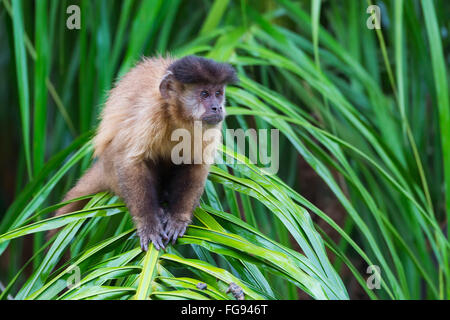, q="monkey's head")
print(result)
[160,56,238,126]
